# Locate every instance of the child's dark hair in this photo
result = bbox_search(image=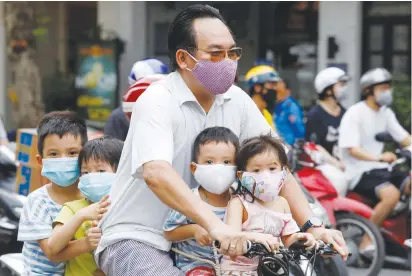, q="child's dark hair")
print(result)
[236,134,289,171]
[233,134,289,200]
[192,127,239,162]
[78,136,124,172]
[37,111,88,157]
